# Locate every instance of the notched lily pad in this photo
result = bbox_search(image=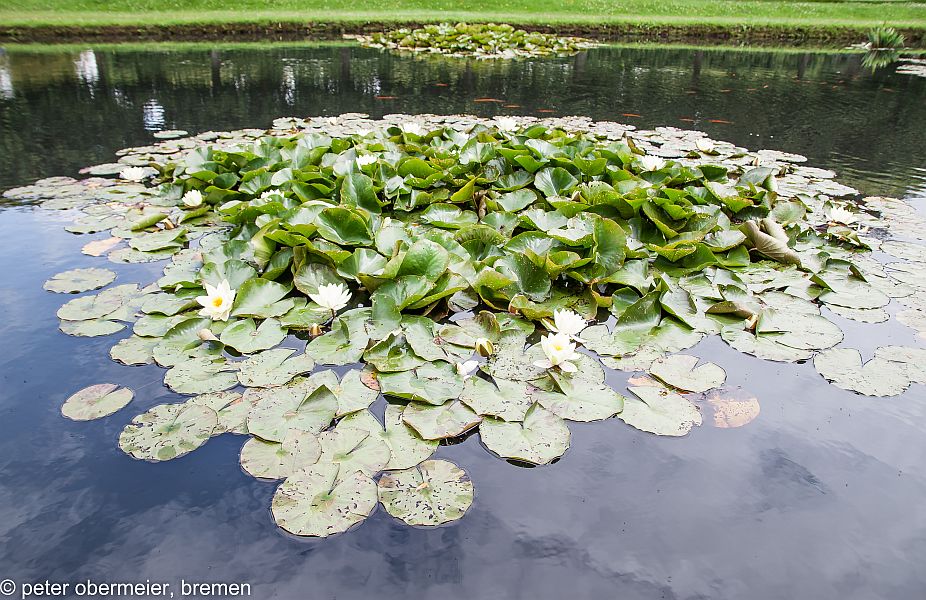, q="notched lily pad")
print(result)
[119,402,218,461]
[272,463,377,537]
[377,459,474,526]
[240,429,322,480]
[44,268,116,293]
[649,354,726,393]
[620,385,702,436]
[479,403,570,465]
[61,383,133,421]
